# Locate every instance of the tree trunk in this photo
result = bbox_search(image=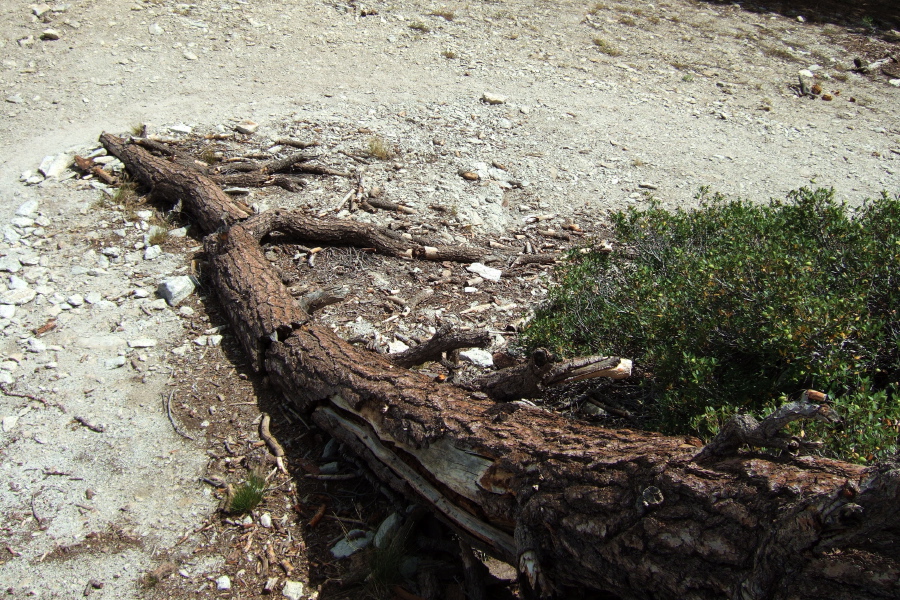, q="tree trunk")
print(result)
[101,134,900,600]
